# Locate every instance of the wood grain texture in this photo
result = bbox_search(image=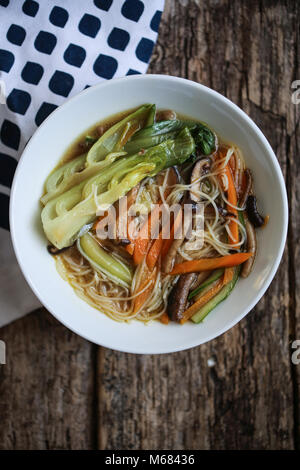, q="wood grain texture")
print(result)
[0,0,299,450]
[0,310,96,449]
